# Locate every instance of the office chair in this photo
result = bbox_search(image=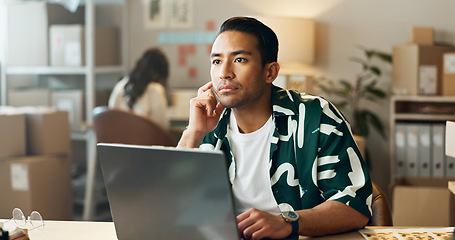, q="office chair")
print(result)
[83,106,178,220]
[92,106,178,146]
[369,181,393,226]
[352,136,393,226]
